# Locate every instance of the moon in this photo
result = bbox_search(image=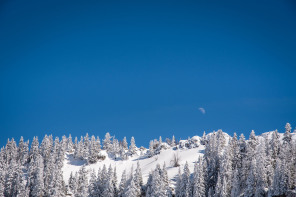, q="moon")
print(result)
[198,107,206,114]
